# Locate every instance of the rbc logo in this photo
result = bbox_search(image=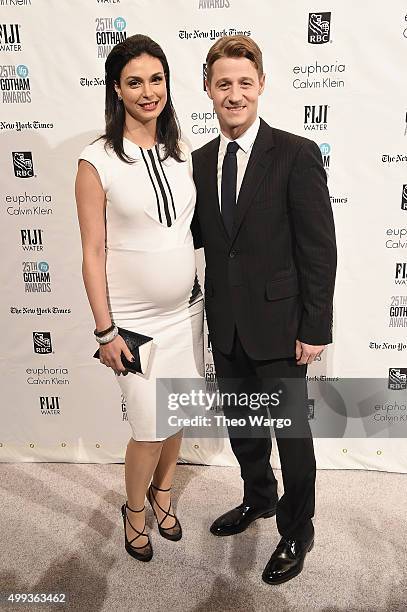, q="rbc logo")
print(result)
[114,17,126,31]
[308,12,331,44]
